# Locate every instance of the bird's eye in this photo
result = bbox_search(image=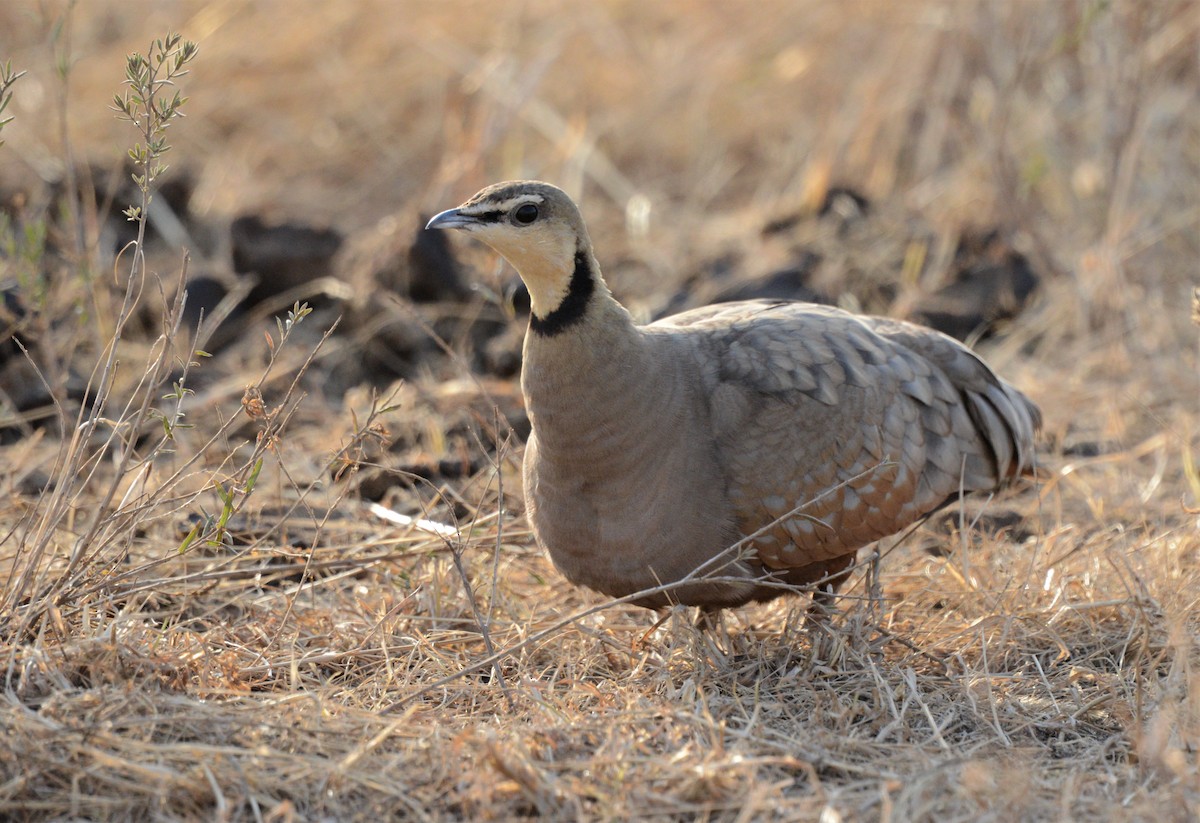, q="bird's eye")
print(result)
[513,203,539,225]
